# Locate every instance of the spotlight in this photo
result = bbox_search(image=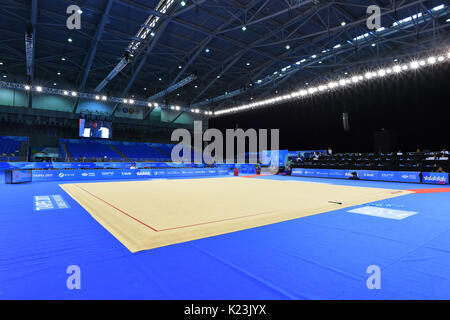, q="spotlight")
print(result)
[95,95,100,100]
[36,86,43,92]
[25,85,31,90]
[428,57,437,64]
[71,91,77,96]
[242,26,247,31]
[102,96,107,101]
[410,61,419,69]
[63,91,69,95]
